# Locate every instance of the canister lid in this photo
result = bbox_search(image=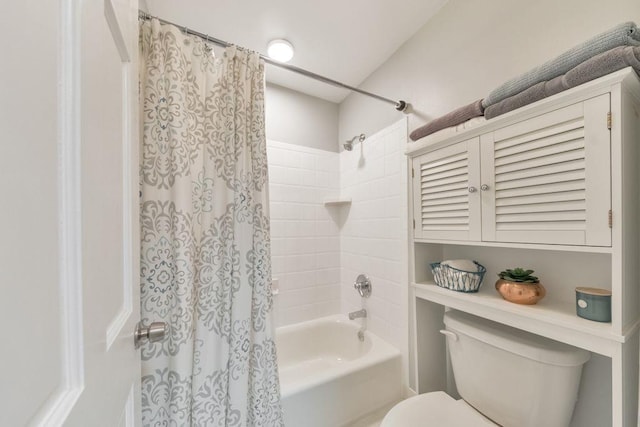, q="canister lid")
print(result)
[575,287,611,296]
